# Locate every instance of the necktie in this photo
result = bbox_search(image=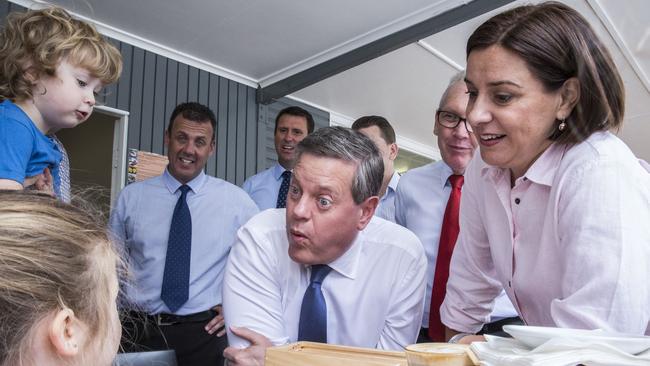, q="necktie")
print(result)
[429,174,464,341]
[276,170,291,208]
[298,264,332,343]
[161,185,192,313]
